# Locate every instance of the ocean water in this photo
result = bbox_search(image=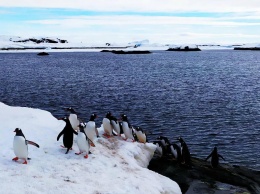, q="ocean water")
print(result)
[0,50,259,169]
